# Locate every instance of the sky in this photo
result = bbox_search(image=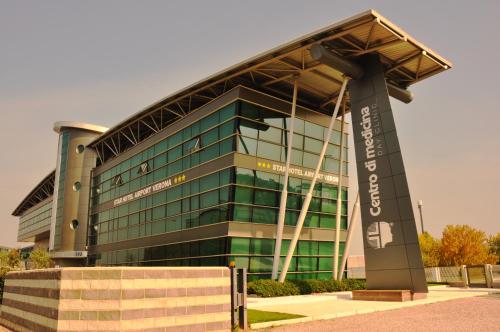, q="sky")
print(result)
[1,0,499,255]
